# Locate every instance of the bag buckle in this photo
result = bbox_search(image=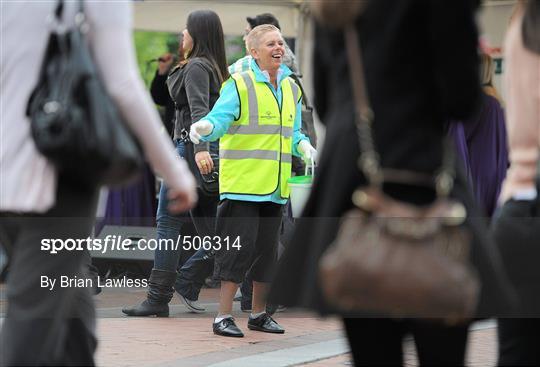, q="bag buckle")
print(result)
[179,128,191,143]
[46,14,66,33]
[75,12,90,34]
